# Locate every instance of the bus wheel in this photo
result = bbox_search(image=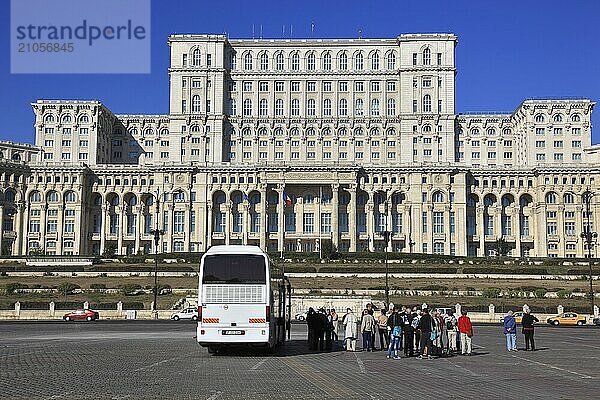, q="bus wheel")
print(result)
[207,346,217,355]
